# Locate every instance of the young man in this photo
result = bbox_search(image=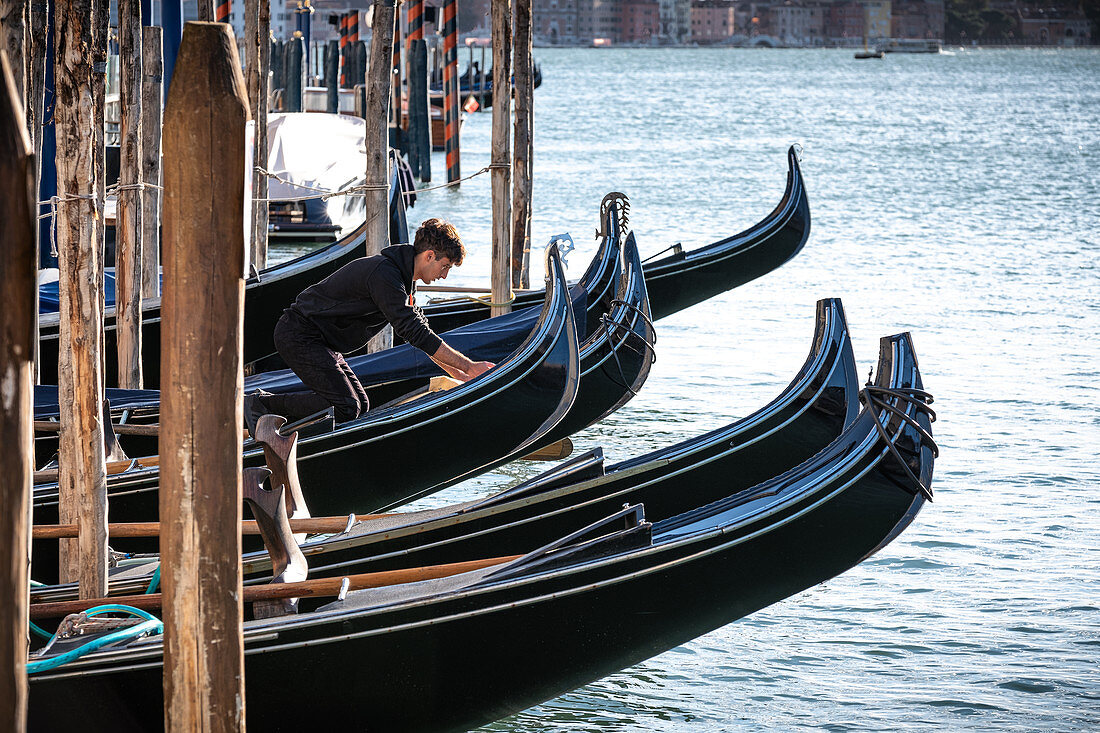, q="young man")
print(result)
[245,218,494,432]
